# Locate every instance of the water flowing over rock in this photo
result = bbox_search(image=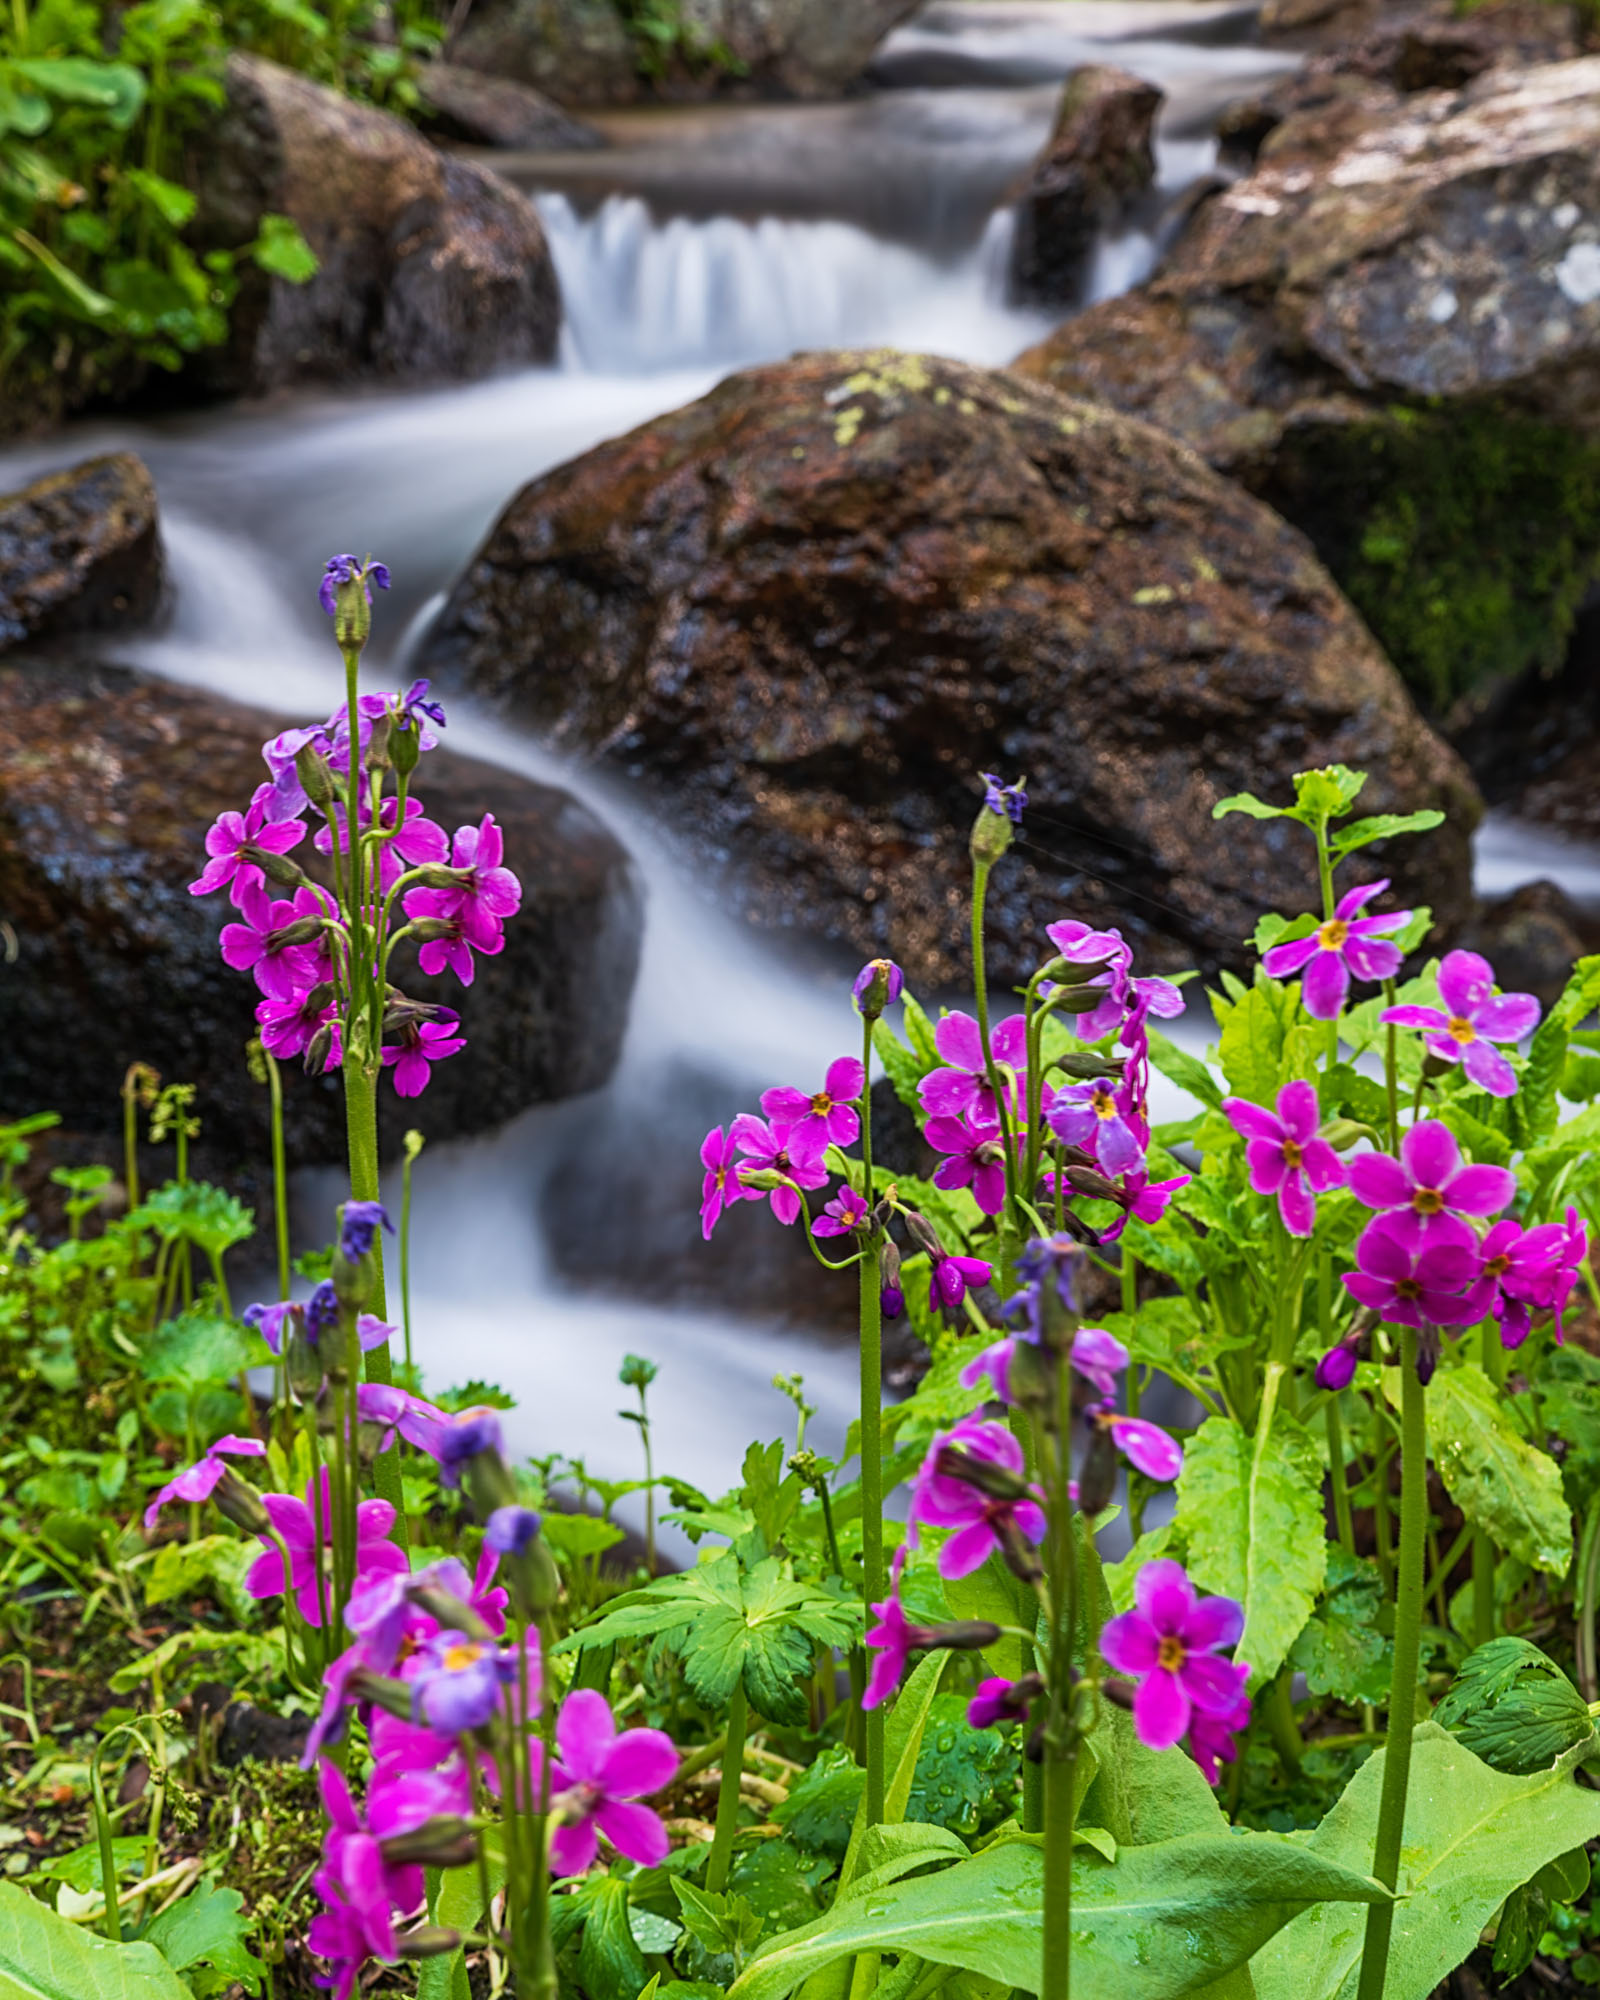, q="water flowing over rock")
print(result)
[0,455,162,655]
[0,659,641,1167]
[416,62,608,149]
[1008,65,1163,305]
[448,0,923,103]
[1013,55,1600,723]
[193,54,561,393]
[419,349,1477,990]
